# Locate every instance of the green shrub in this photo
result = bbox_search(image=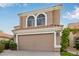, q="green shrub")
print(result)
[61,28,70,52]
[5,40,10,49]
[9,40,17,50]
[0,40,17,50]
[0,40,10,49]
[60,46,65,52]
[0,40,6,44]
[0,42,4,53]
